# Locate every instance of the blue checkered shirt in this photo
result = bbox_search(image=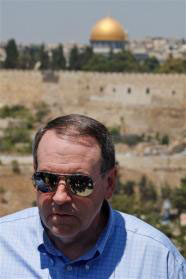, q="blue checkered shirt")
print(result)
[0,204,185,278]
